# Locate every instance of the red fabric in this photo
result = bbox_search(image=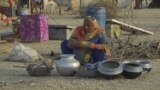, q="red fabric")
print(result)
[74,26,85,40]
[71,26,101,41]
[0,13,12,24]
